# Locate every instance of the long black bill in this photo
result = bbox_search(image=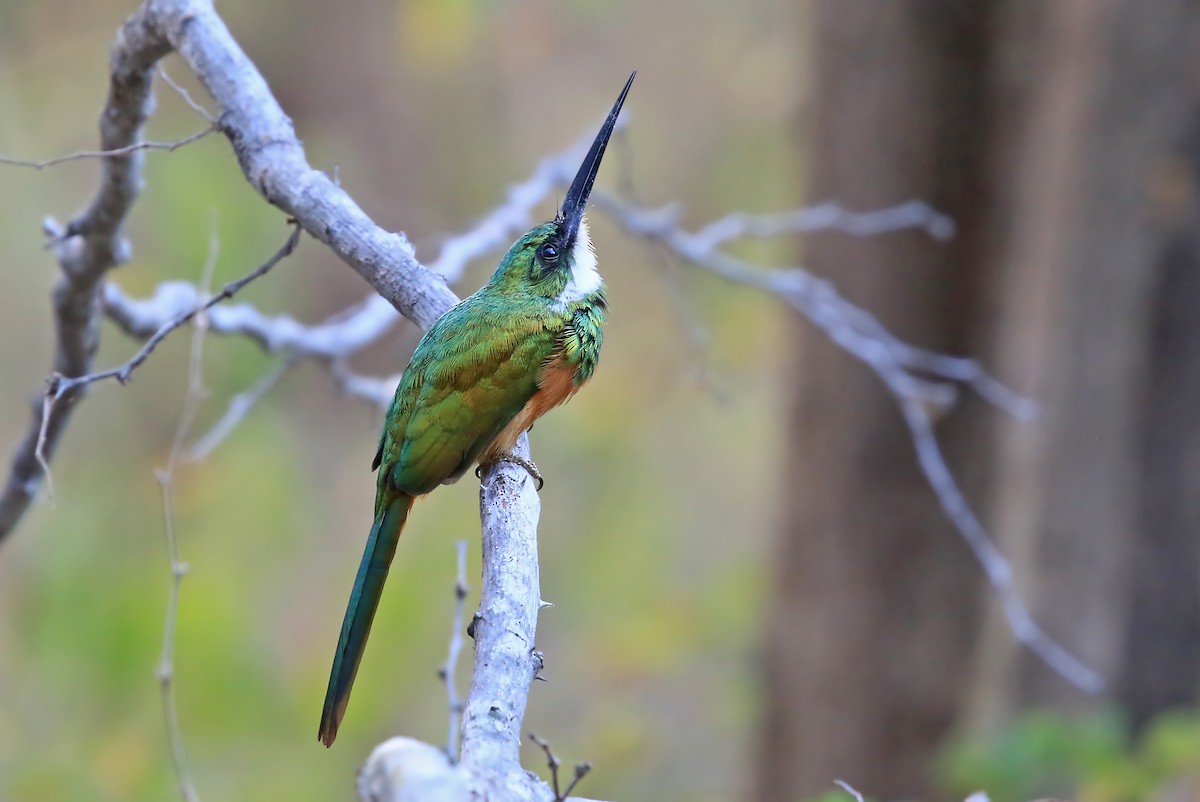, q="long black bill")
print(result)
[559,70,636,244]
